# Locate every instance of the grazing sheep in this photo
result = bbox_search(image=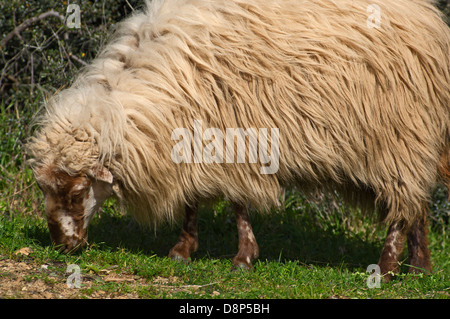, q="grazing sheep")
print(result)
[27,0,449,281]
